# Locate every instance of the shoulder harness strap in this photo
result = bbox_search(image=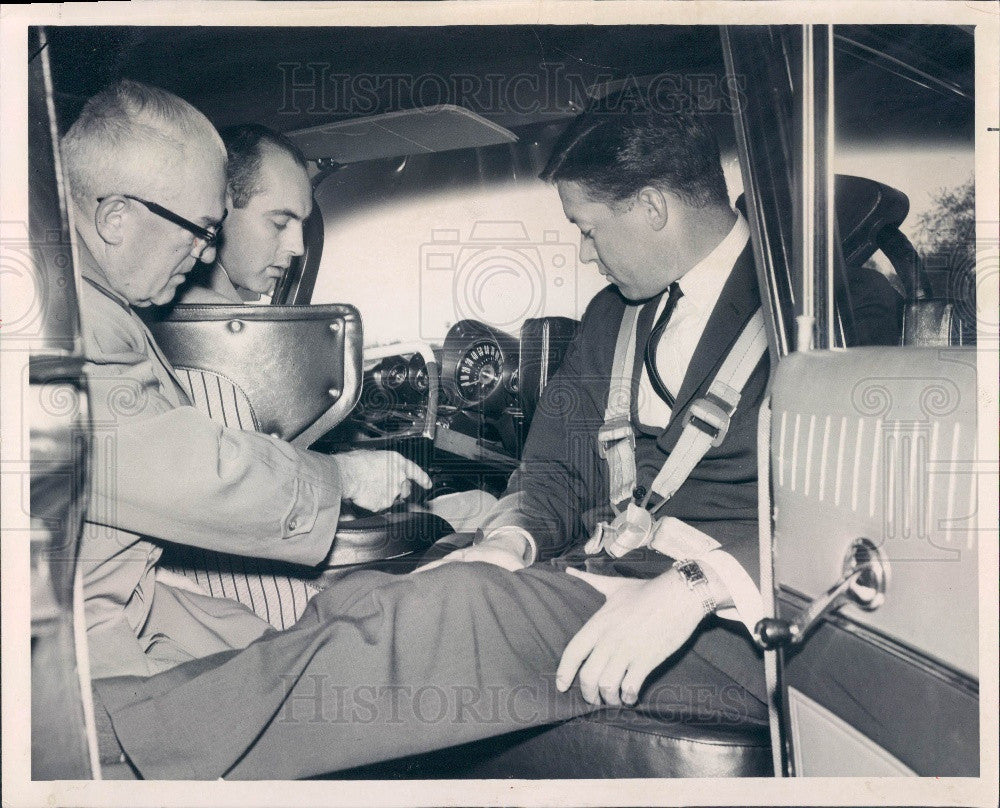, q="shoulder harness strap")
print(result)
[595,304,642,510]
[587,307,768,558]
